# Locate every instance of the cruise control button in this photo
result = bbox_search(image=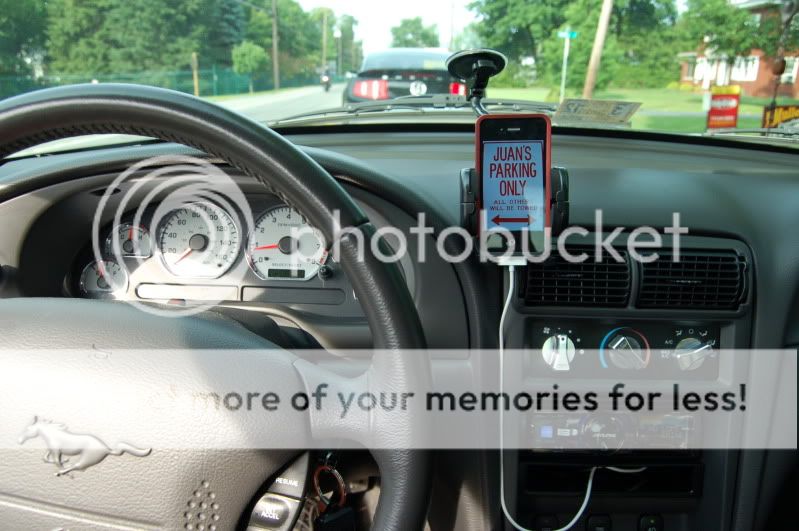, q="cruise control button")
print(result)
[268,452,309,499]
[250,494,290,528]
